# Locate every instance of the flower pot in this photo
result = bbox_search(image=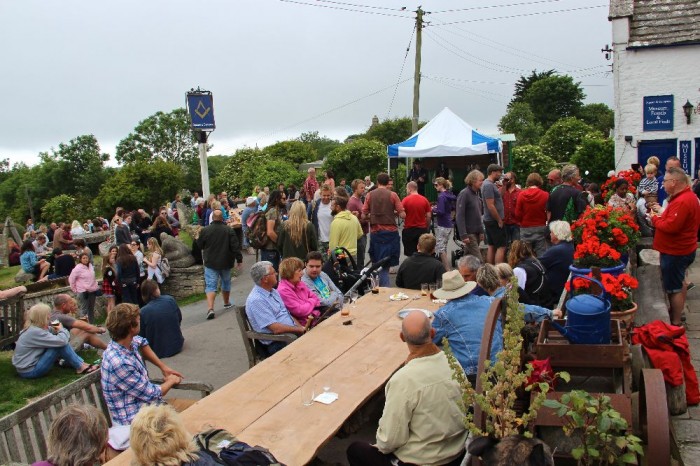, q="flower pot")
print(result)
[570,261,625,277]
[611,301,638,339]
